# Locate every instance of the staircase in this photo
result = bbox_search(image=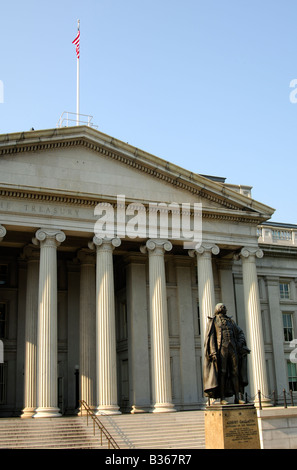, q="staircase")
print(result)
[0,411,205,449]
[100,410,205,449]
[0,416,107,449]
